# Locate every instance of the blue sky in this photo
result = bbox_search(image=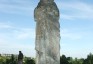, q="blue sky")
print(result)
[0,0,93,58]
